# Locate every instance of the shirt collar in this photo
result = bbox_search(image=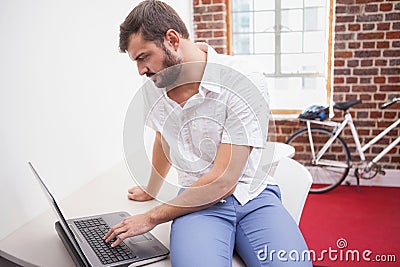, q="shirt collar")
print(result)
[160,43,222,106]
[195,43,222,94]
